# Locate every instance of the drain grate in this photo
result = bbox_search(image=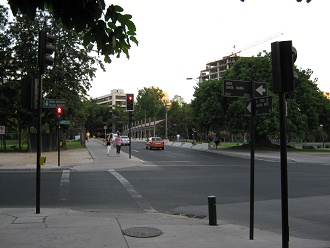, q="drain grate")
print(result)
[123,227,162,238]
